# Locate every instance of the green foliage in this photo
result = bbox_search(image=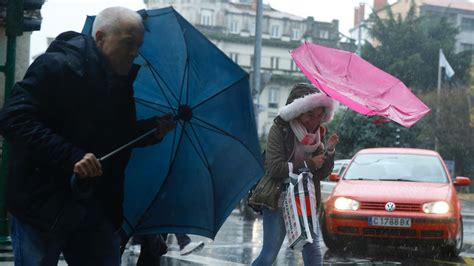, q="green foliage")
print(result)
[362,1,466,92]
[326,108,426,160]
[419,88,474,179]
